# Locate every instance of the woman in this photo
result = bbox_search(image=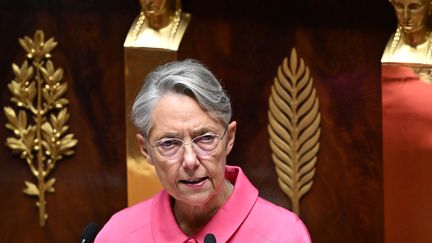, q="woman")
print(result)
[382,0,432,64]
[96,59,311,242]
